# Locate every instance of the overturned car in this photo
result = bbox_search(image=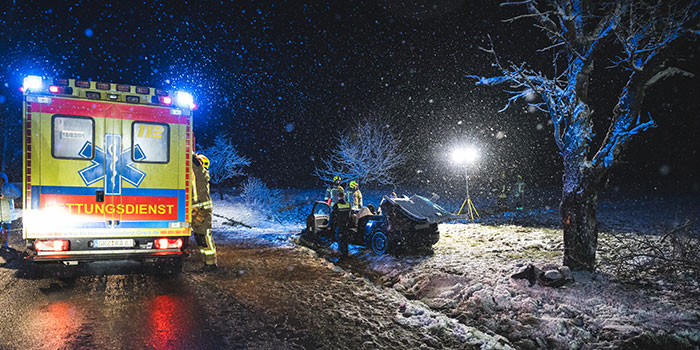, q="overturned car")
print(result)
[303,194,458,255]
